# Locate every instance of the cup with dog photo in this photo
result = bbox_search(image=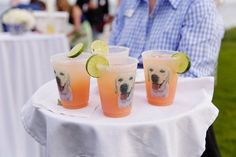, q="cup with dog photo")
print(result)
[97,56,138,117]
[51,52,91,109]
[142,50,180,106]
